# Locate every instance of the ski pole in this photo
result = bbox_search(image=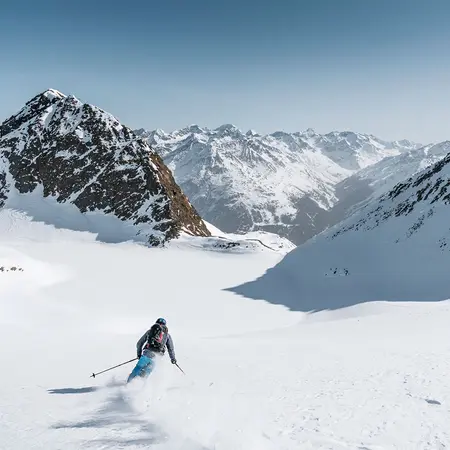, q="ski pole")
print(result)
[90,357,138,378]
[175,363,186,375]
